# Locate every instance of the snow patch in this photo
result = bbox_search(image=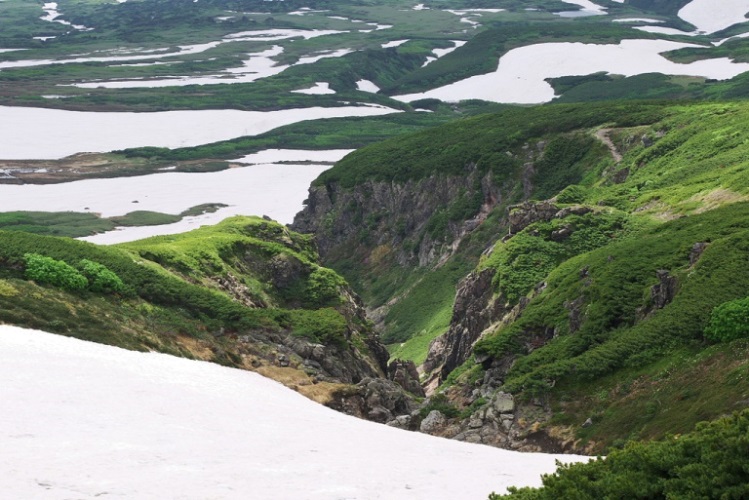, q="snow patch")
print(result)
[0,105,397,160]
[291,82,336,95]
[393,39,749,104]
[356,79,380,92]
[0,326,589,498]
[678,0,749,34]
